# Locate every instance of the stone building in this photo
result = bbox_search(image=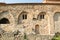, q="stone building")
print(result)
[0,0,60,40]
